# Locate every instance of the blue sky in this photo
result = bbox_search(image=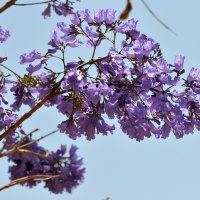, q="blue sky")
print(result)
[1,0,200,200]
